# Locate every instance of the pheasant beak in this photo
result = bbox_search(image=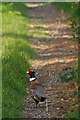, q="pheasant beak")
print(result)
[26,71,29,74]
